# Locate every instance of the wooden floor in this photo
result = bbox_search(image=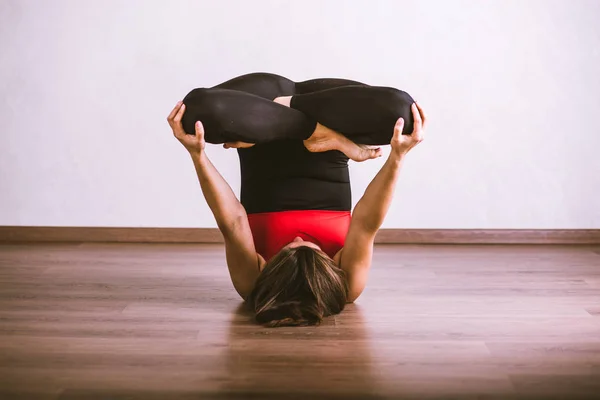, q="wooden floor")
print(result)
[1,243,600,400]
